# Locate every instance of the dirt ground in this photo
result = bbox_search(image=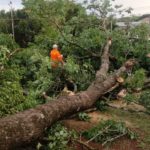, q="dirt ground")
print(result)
[62,107,150,150]
[70,136,141,150]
